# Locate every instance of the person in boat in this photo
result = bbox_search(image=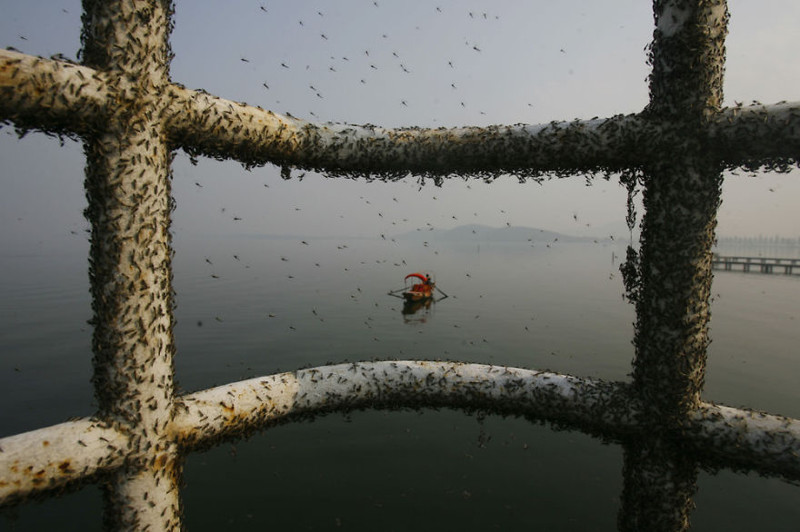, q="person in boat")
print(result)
[406,273,433,296]
[411,275,433,293]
